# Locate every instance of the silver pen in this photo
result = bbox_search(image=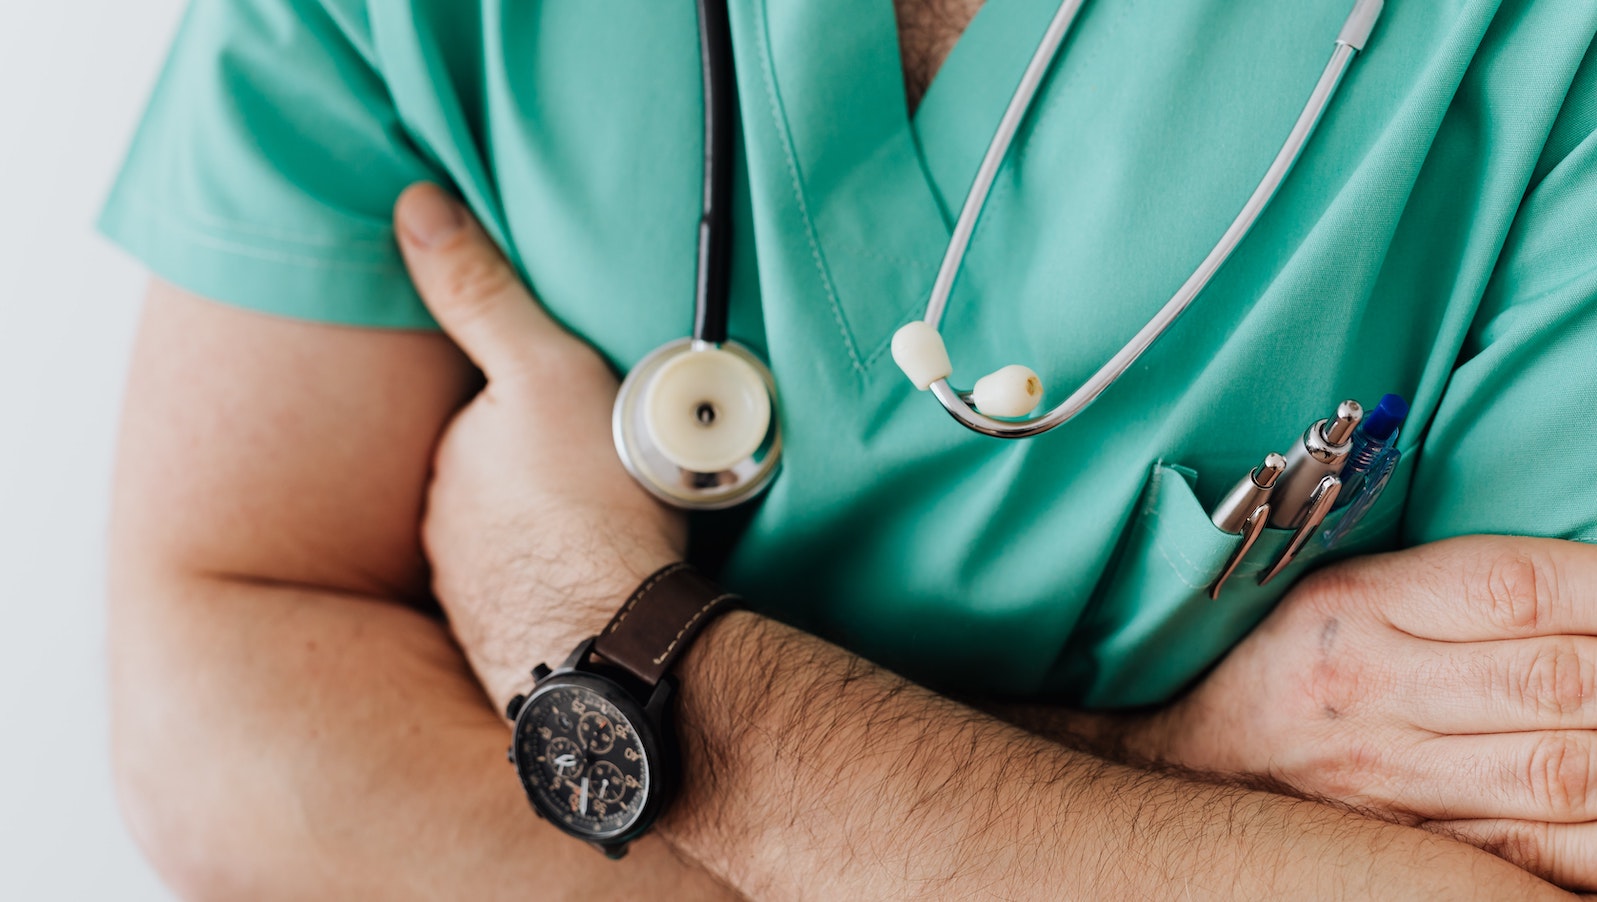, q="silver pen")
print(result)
[1260,474,1343,585]
[1211,452,1288,533]
[1267,399,1363,529]
[1208,452,1288,599]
